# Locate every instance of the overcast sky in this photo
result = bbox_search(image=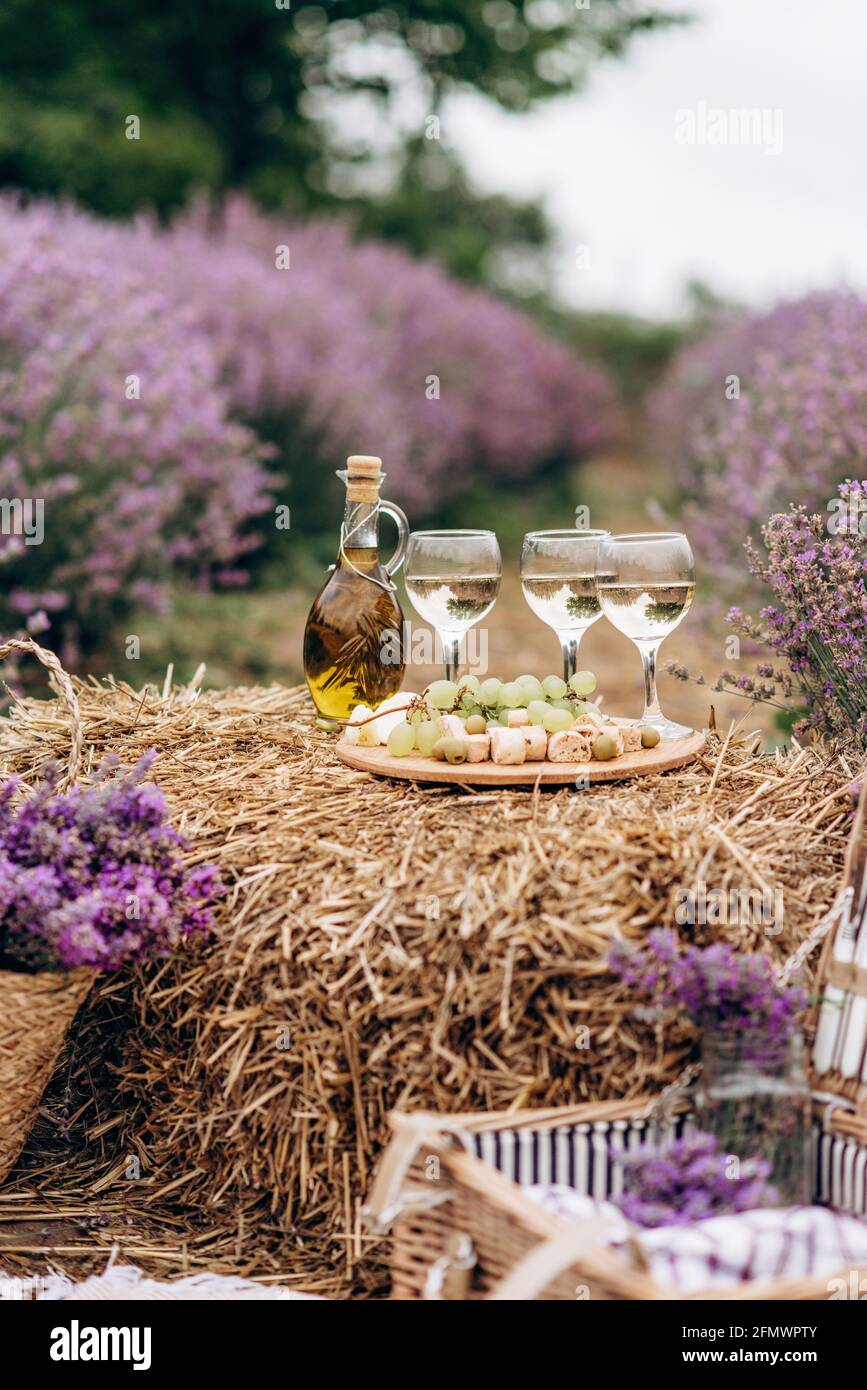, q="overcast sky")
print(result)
[450,0,866,318]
